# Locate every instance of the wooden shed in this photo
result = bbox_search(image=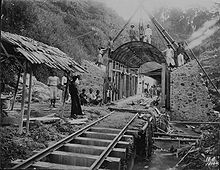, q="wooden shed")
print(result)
[0,31,87,134]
